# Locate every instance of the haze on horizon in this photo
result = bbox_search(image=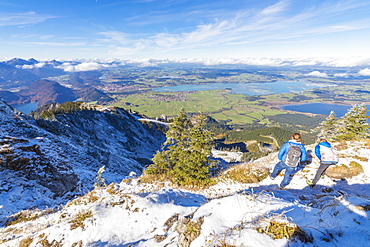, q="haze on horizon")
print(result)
[1,0,370,61]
